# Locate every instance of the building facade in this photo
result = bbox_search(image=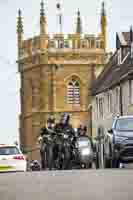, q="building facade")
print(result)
[91,28,133,138]
[17,1,107,159]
